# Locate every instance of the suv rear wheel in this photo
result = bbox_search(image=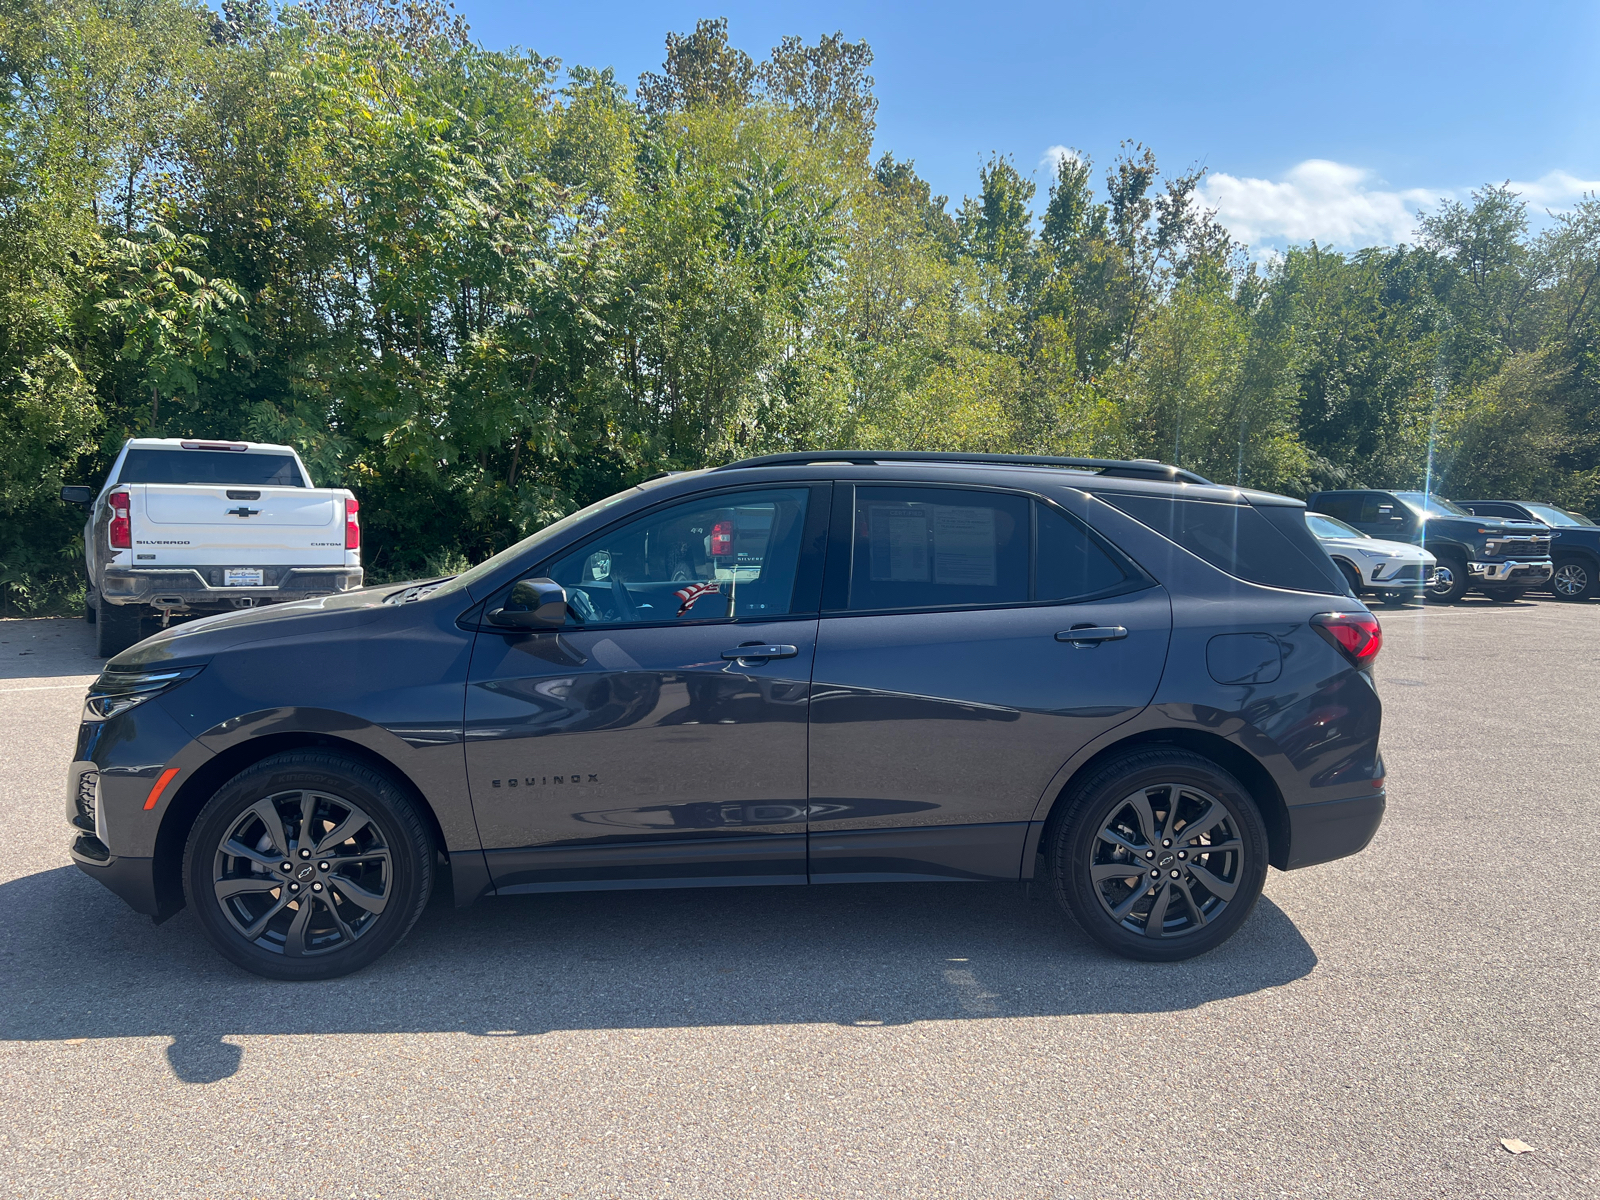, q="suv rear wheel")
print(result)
[183,751,433,980]
[1047,749,1269,962]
